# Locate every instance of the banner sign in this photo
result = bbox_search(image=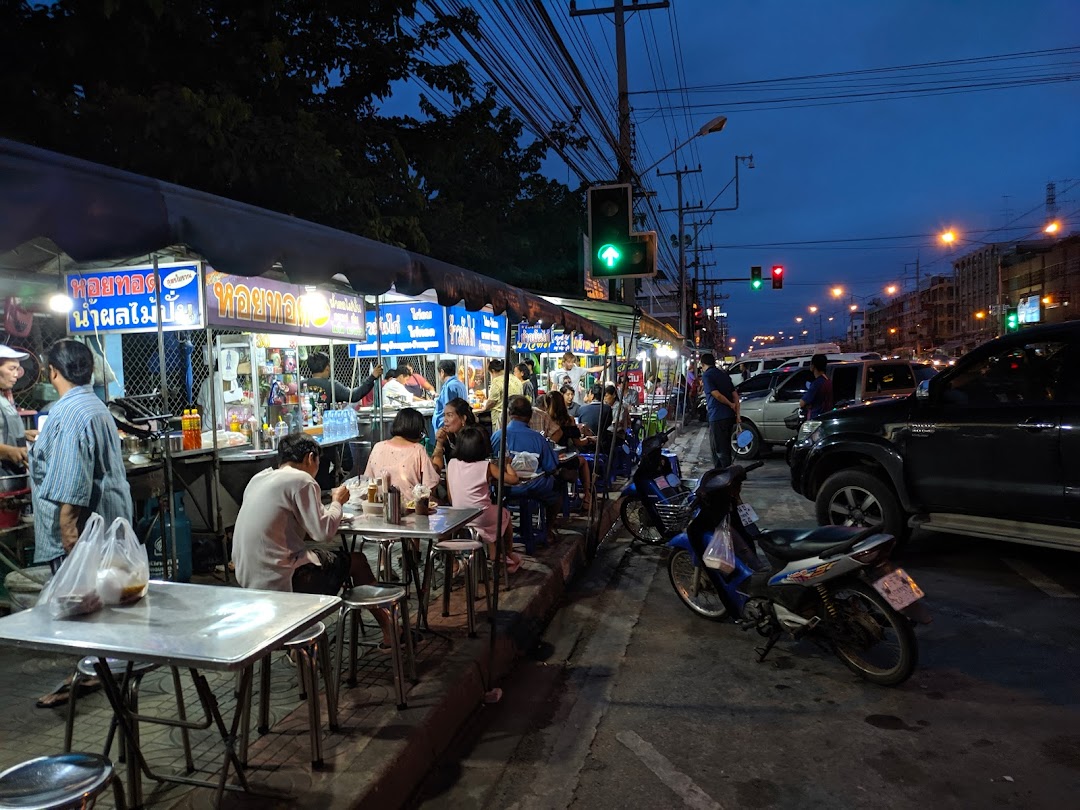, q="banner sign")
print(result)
[515,323,552,352]
[626,369,645,399]
[306,289,367,341]
[348,302,446,357]
[448,305,507,357]
[67,262,204,334]
[205,271,365,338]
